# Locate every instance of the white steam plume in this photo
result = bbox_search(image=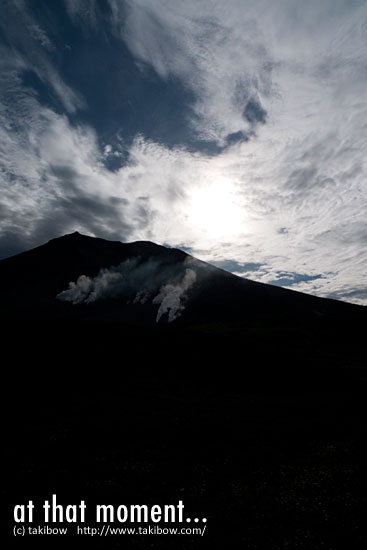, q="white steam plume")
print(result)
[57,257,197,322]
[153,268,196,323]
